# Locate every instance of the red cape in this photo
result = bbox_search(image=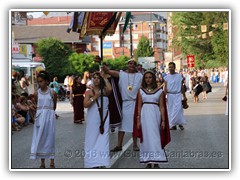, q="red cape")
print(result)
[133,92,171,148]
